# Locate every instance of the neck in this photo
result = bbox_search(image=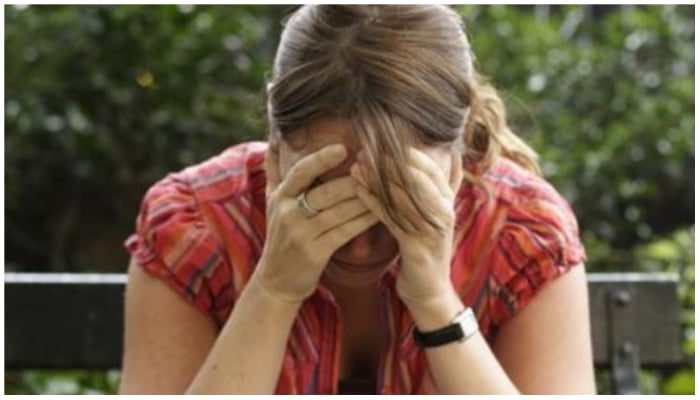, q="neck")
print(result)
[322,273,381,315]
